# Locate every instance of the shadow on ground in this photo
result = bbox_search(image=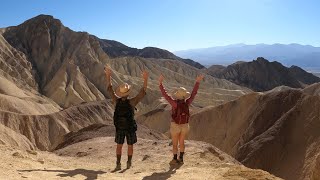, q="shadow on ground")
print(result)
[142,164,183,180]
[19,168,106,180]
